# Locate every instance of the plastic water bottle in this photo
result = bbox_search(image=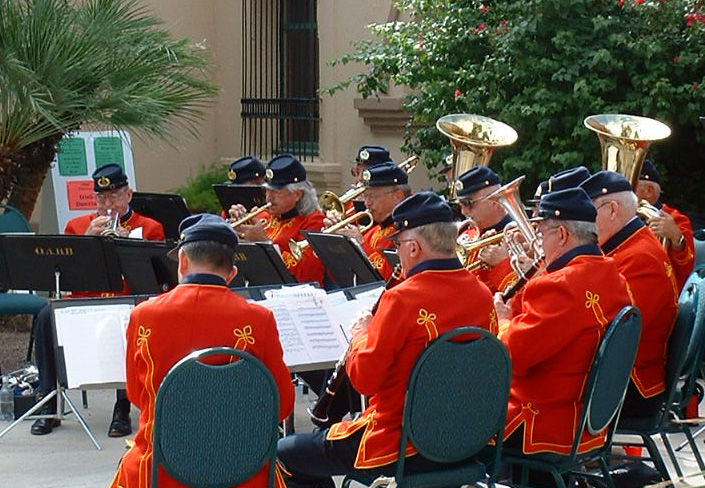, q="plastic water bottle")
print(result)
[0,375,14,421]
